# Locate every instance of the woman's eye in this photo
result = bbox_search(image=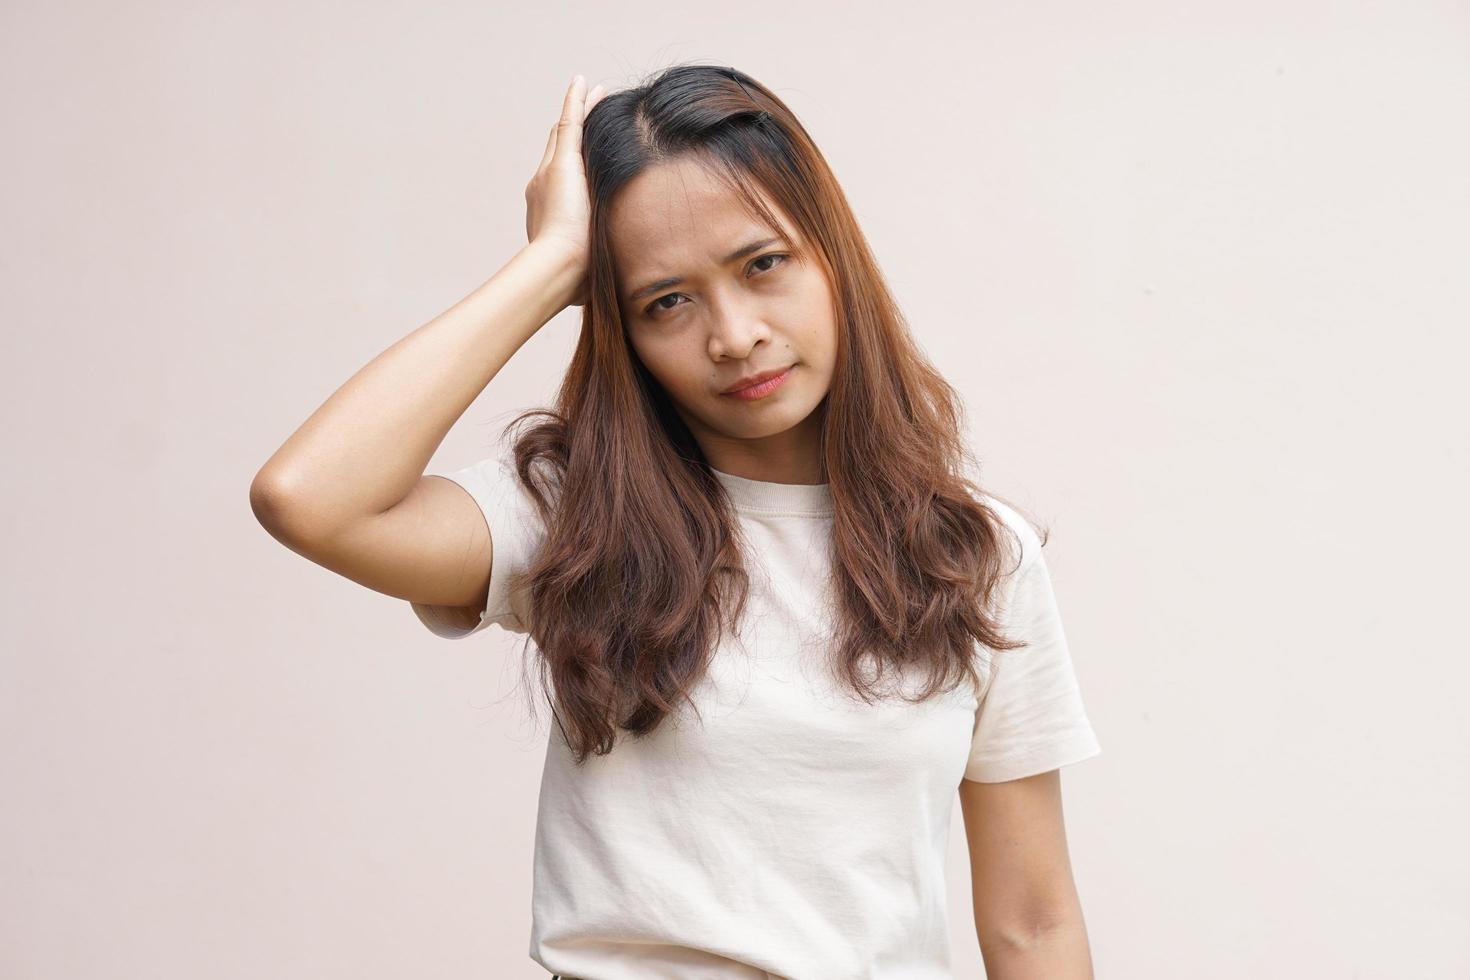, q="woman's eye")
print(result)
[642,254,788,318]
[644,293,688,317]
